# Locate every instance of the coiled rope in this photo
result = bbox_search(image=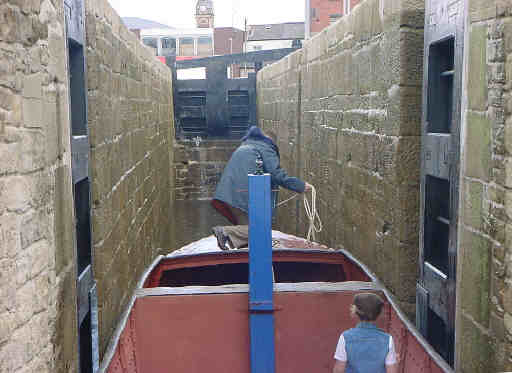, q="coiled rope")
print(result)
[277,185,323,242]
